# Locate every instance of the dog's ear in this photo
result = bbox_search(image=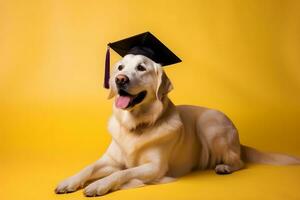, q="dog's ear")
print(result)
[155,64,173,101]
